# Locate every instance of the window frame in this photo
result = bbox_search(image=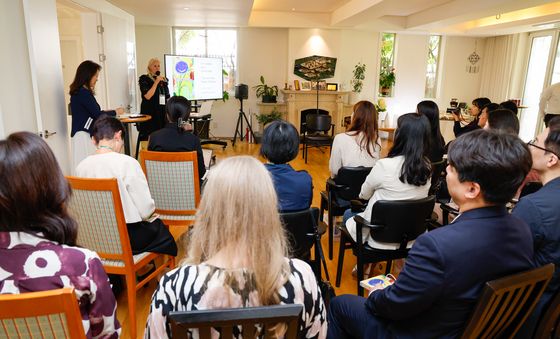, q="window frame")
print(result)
[424,35,443,99]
